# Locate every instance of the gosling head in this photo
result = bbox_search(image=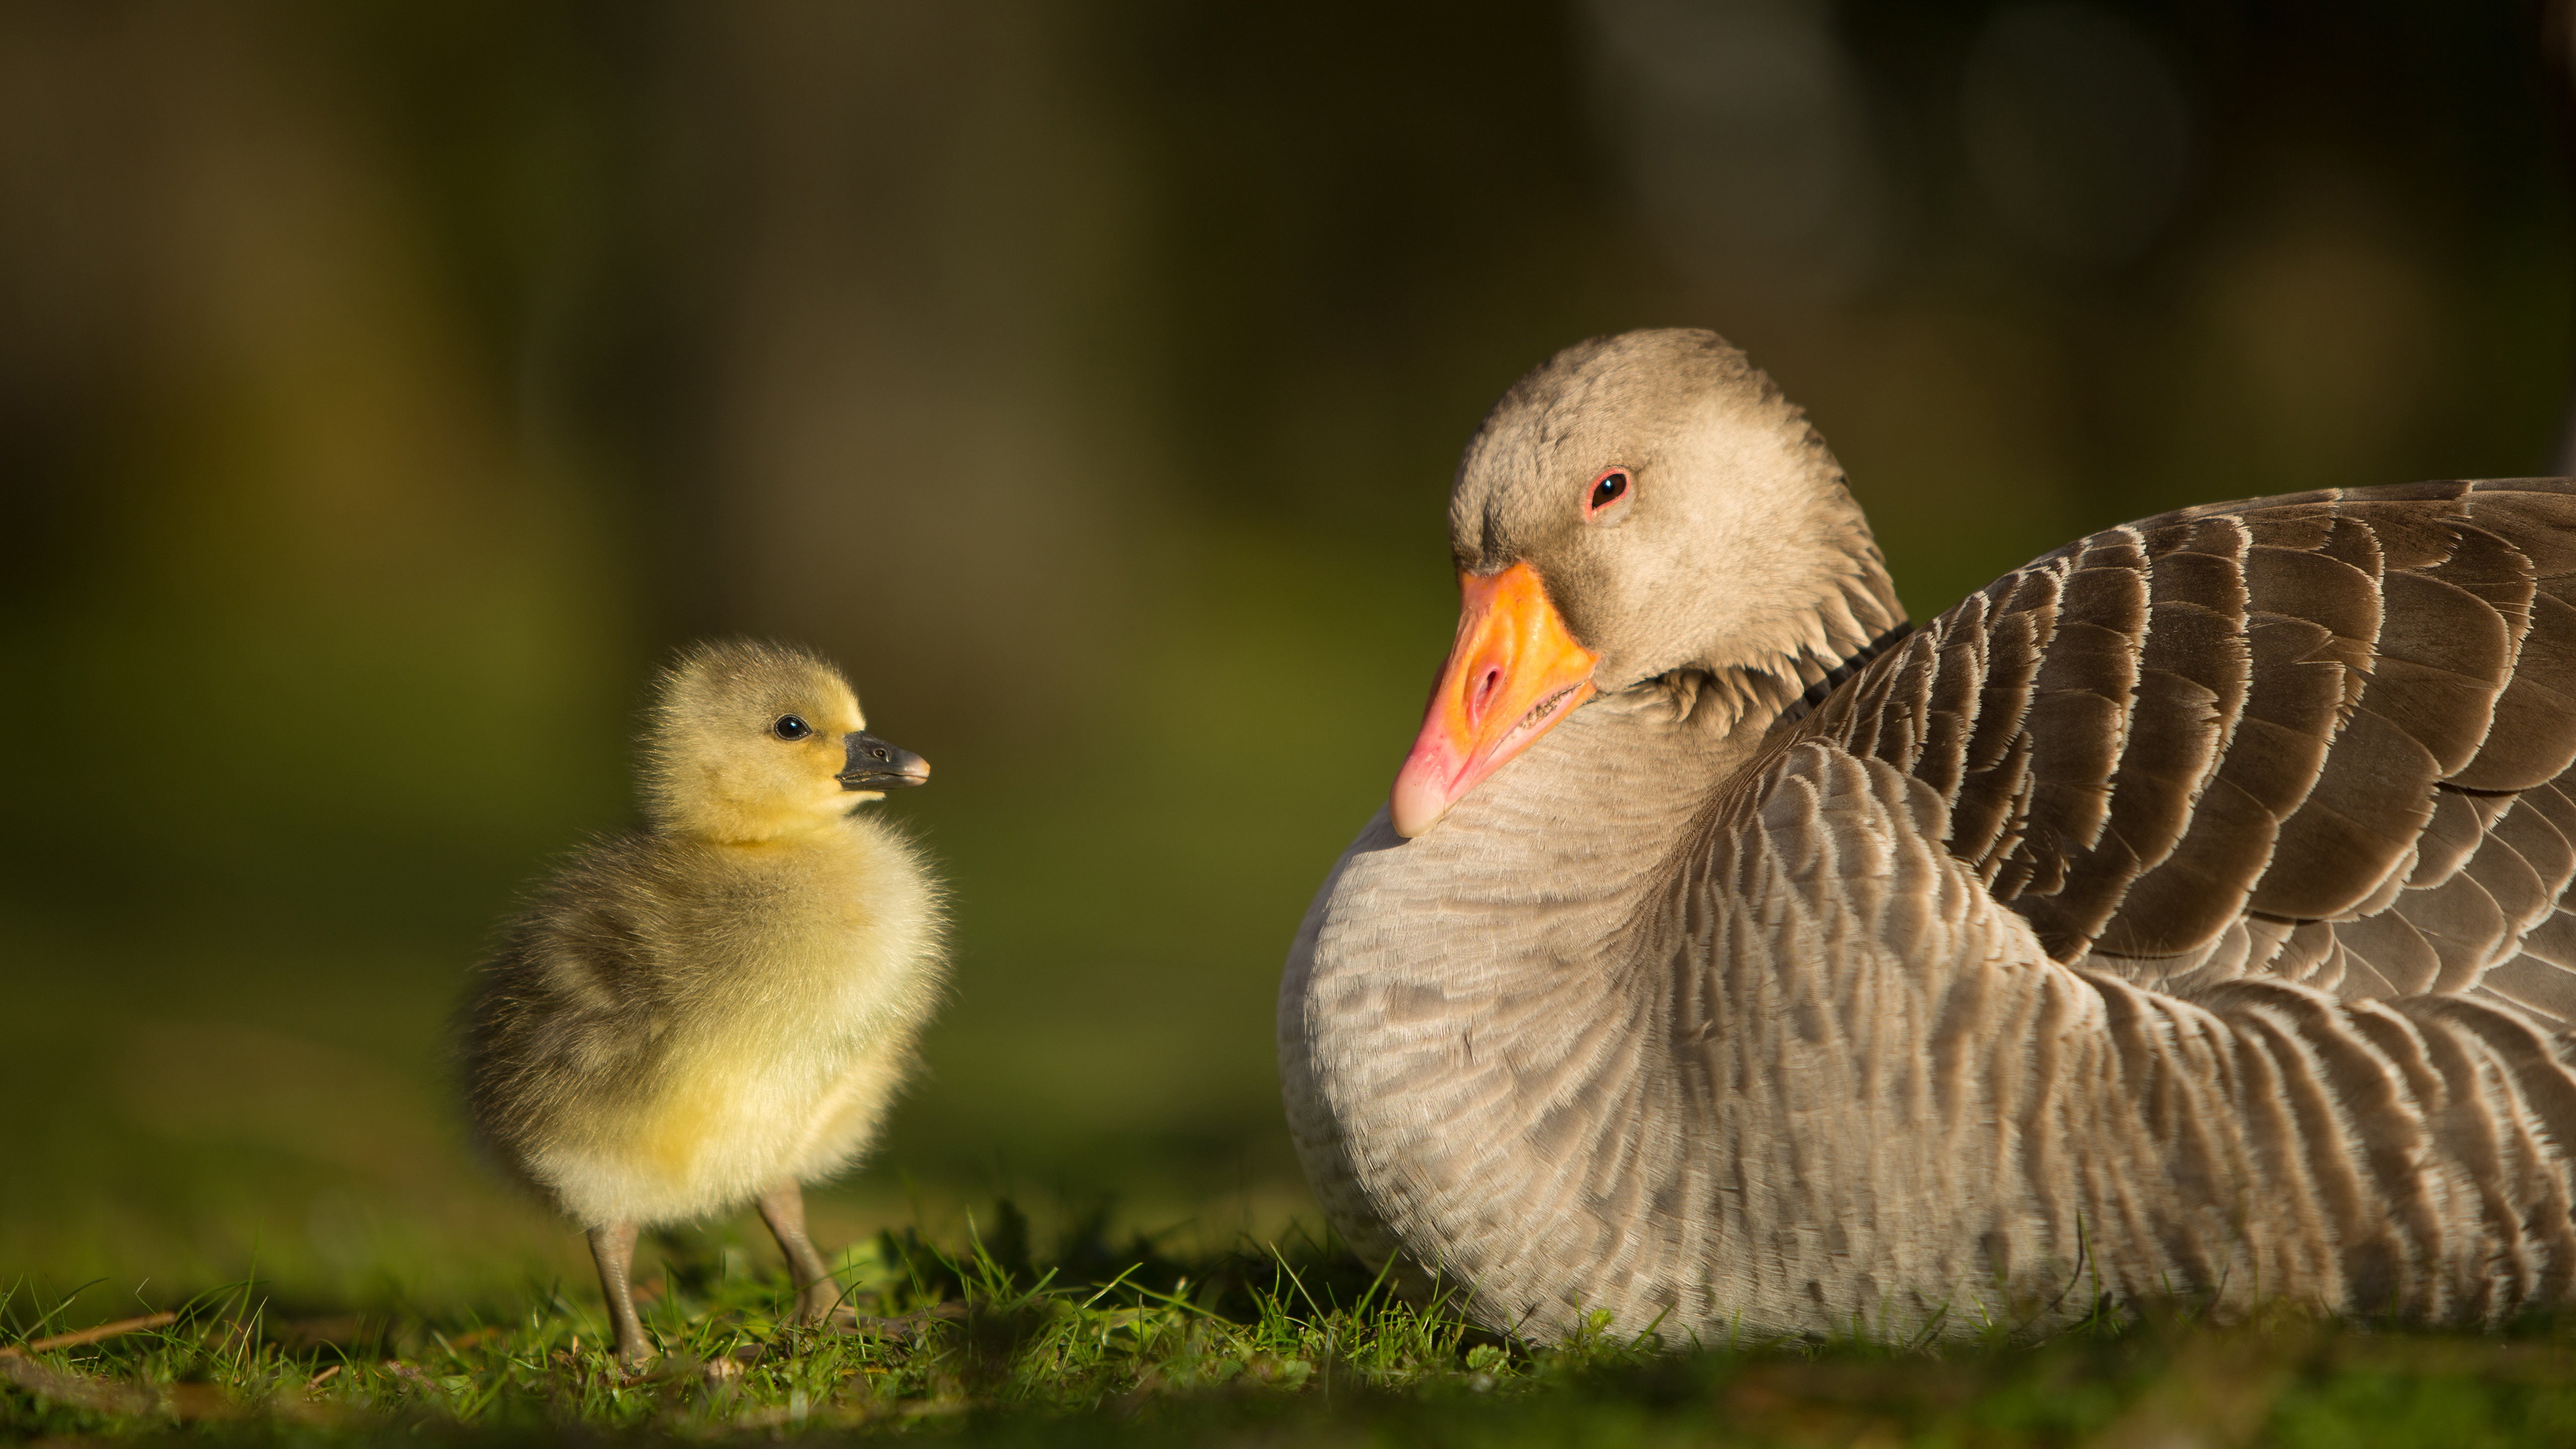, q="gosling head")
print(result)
[1390,329,1904,837]
[642,639,930,843]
